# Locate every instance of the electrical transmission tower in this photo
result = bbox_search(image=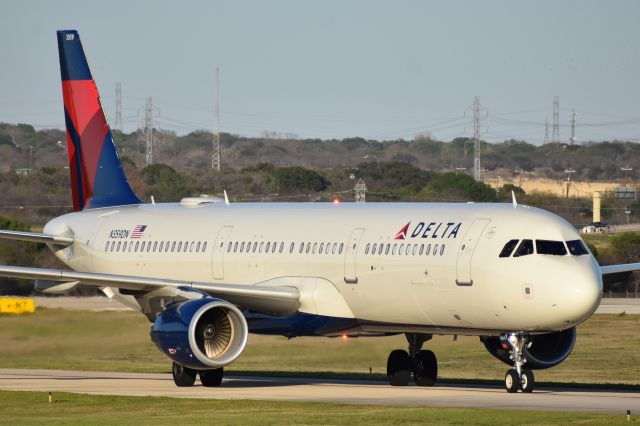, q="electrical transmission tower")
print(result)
[552,95,560,143]
[467,96,488,182]
[115,82,122,131]
[564,168,575,199]
[354,178,367,203]
[212,67,221,171]
[144,97,154,166]
[544,117,549,144]
[569,109,576,145]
